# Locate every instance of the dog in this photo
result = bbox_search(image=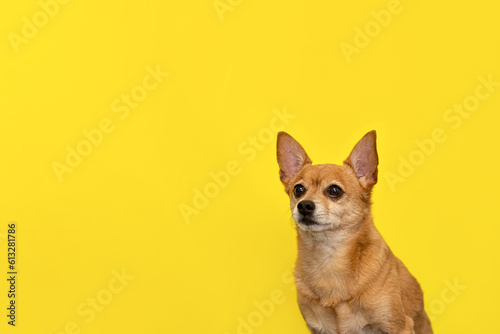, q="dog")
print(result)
[276,131,432,334]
